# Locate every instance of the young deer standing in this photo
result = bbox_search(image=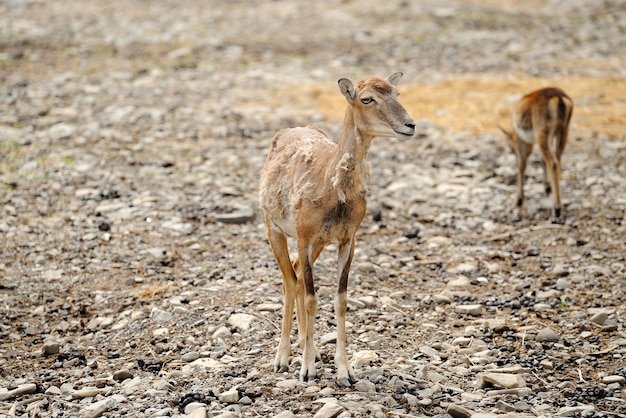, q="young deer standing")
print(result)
[259,73,415,386]
[500,87,574,220]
